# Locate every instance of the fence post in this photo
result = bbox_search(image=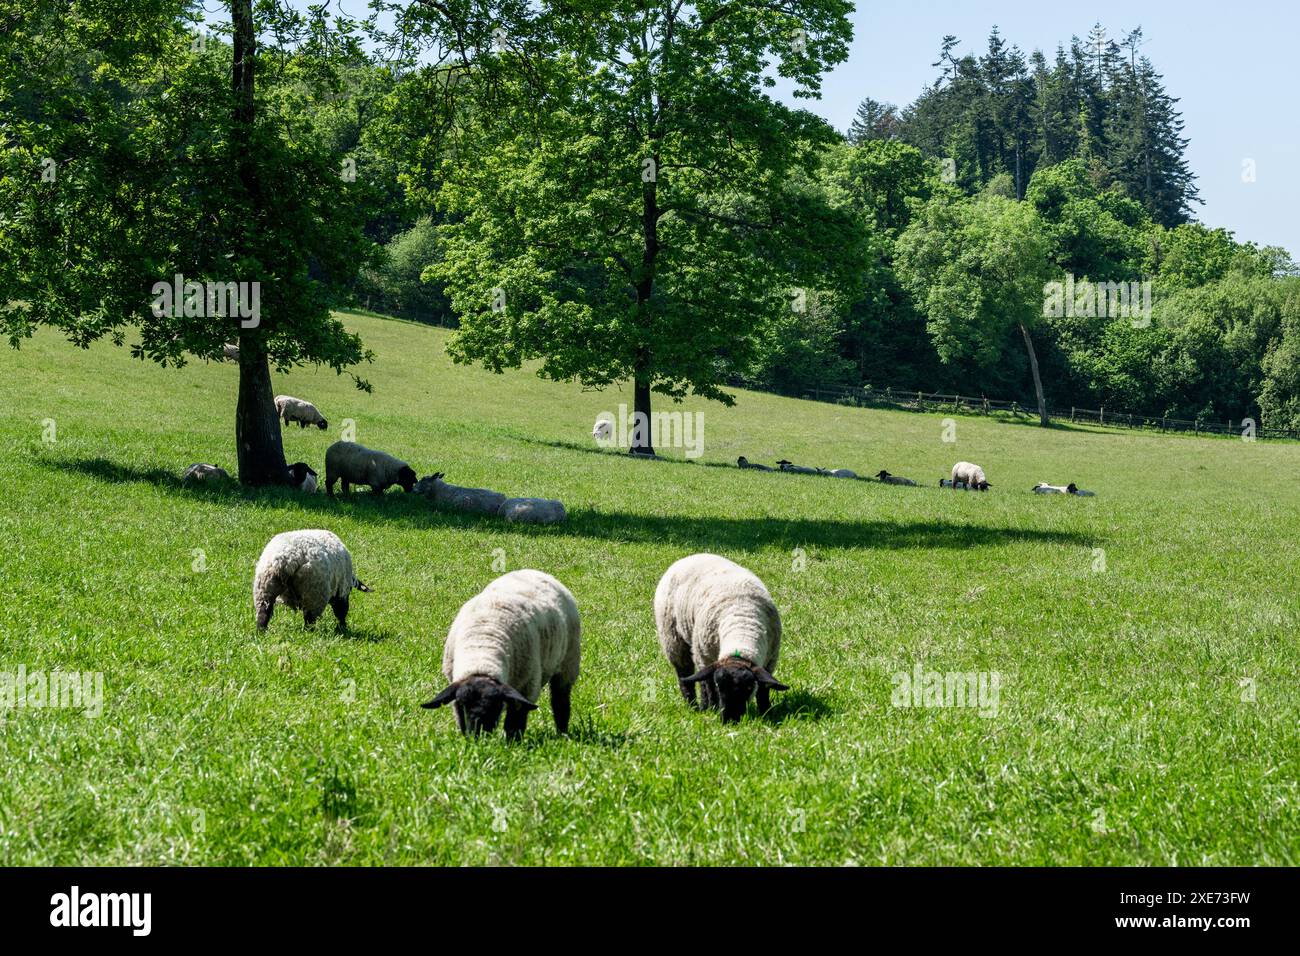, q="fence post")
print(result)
[984,398,990,415]
[1100,406,1105,426]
